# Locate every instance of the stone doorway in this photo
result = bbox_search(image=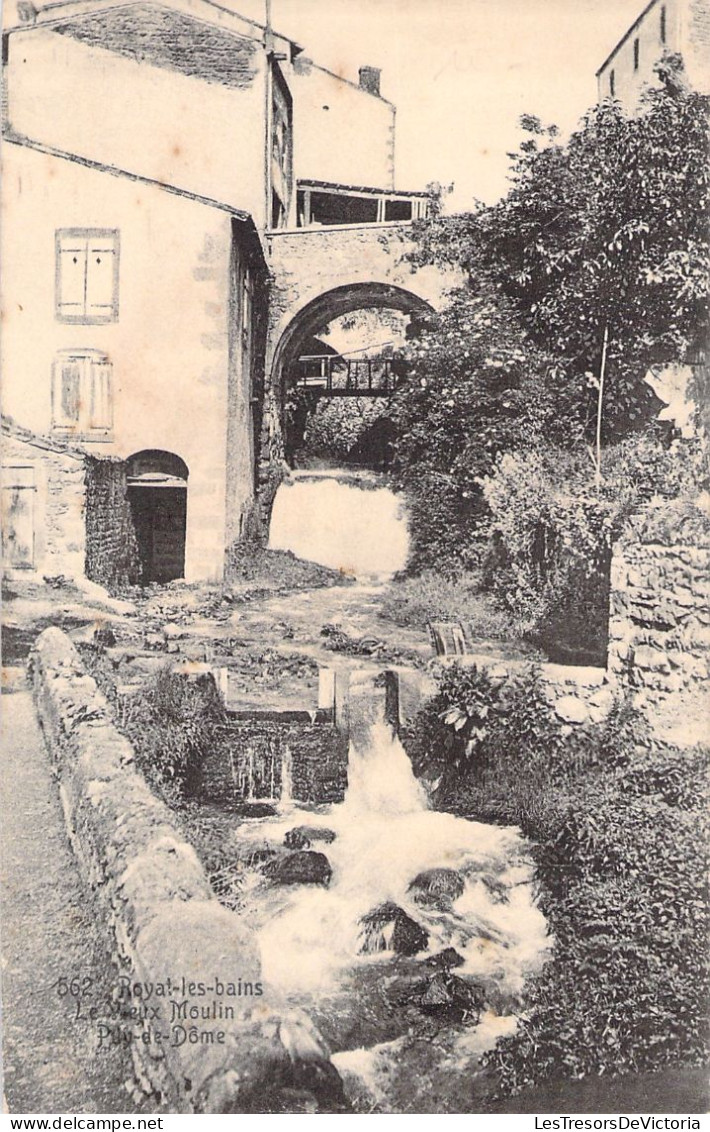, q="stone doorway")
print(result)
[126,450,188,584]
